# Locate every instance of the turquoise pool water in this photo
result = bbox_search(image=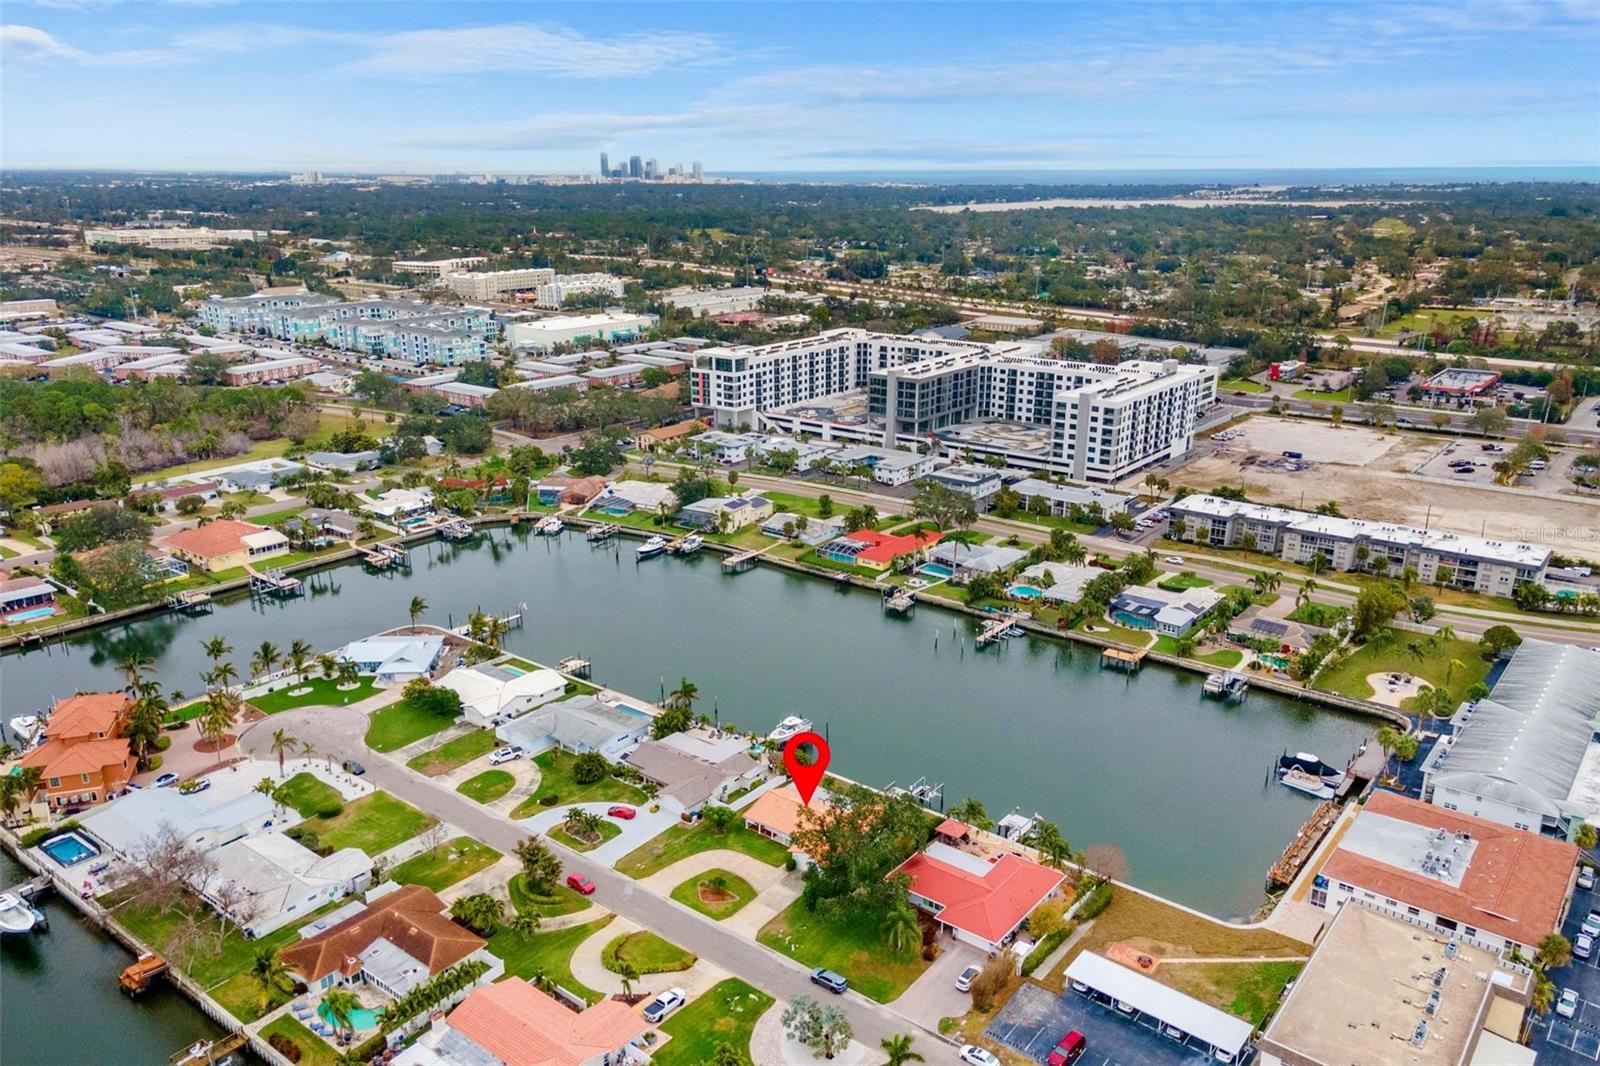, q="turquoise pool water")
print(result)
[1008,585,1044,599]
[919,563,955,579]
[39,831,99,867]
[319,1001,381,1030]
[1112,610,1155,630]
[501,665,526,676]
[5,607,56,623]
